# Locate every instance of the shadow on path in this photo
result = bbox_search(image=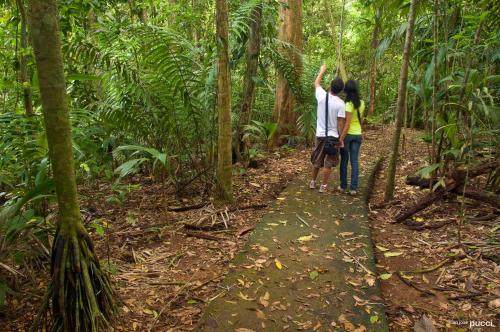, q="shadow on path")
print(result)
[198,162,388,331]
